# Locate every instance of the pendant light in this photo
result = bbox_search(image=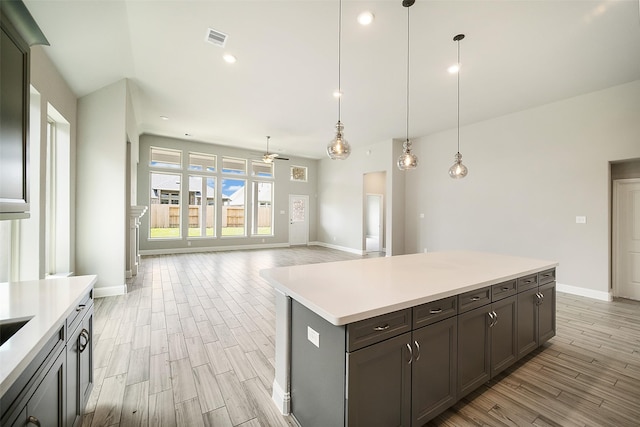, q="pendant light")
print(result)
[397,0,418,171]
[327,0,351,160]
[448,34,468,179]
